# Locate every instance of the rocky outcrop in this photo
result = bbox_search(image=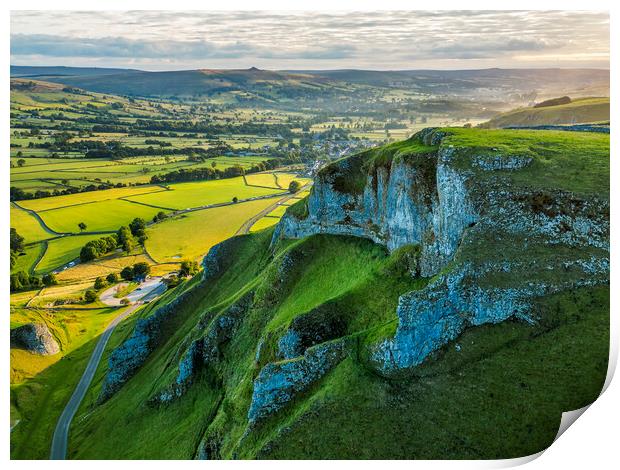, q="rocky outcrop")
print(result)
[248,339,348,424]
[272,141,477,277]
[10,323,60,355]
[272,128,610,376]
[99,285,199,402]
[153,291,255,404]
